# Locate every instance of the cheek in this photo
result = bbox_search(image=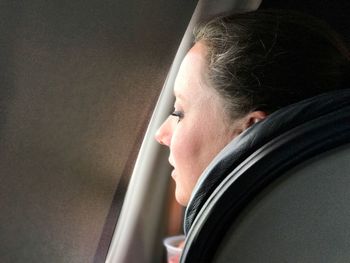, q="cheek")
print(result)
[171,120,235,180]
[171,126,200,169]
[172,143,202,205]
[171,126,203,185]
